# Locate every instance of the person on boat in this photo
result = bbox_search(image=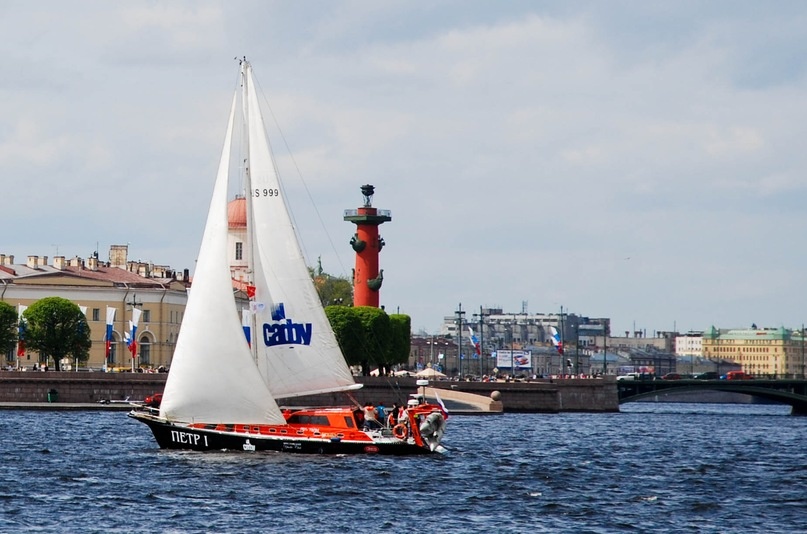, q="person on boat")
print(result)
[393,404,410,439]
[398,403,407,422]
[387,403,399,427]
[400,400,417,426]
[362,402,379,430]
[376,402,386,426]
